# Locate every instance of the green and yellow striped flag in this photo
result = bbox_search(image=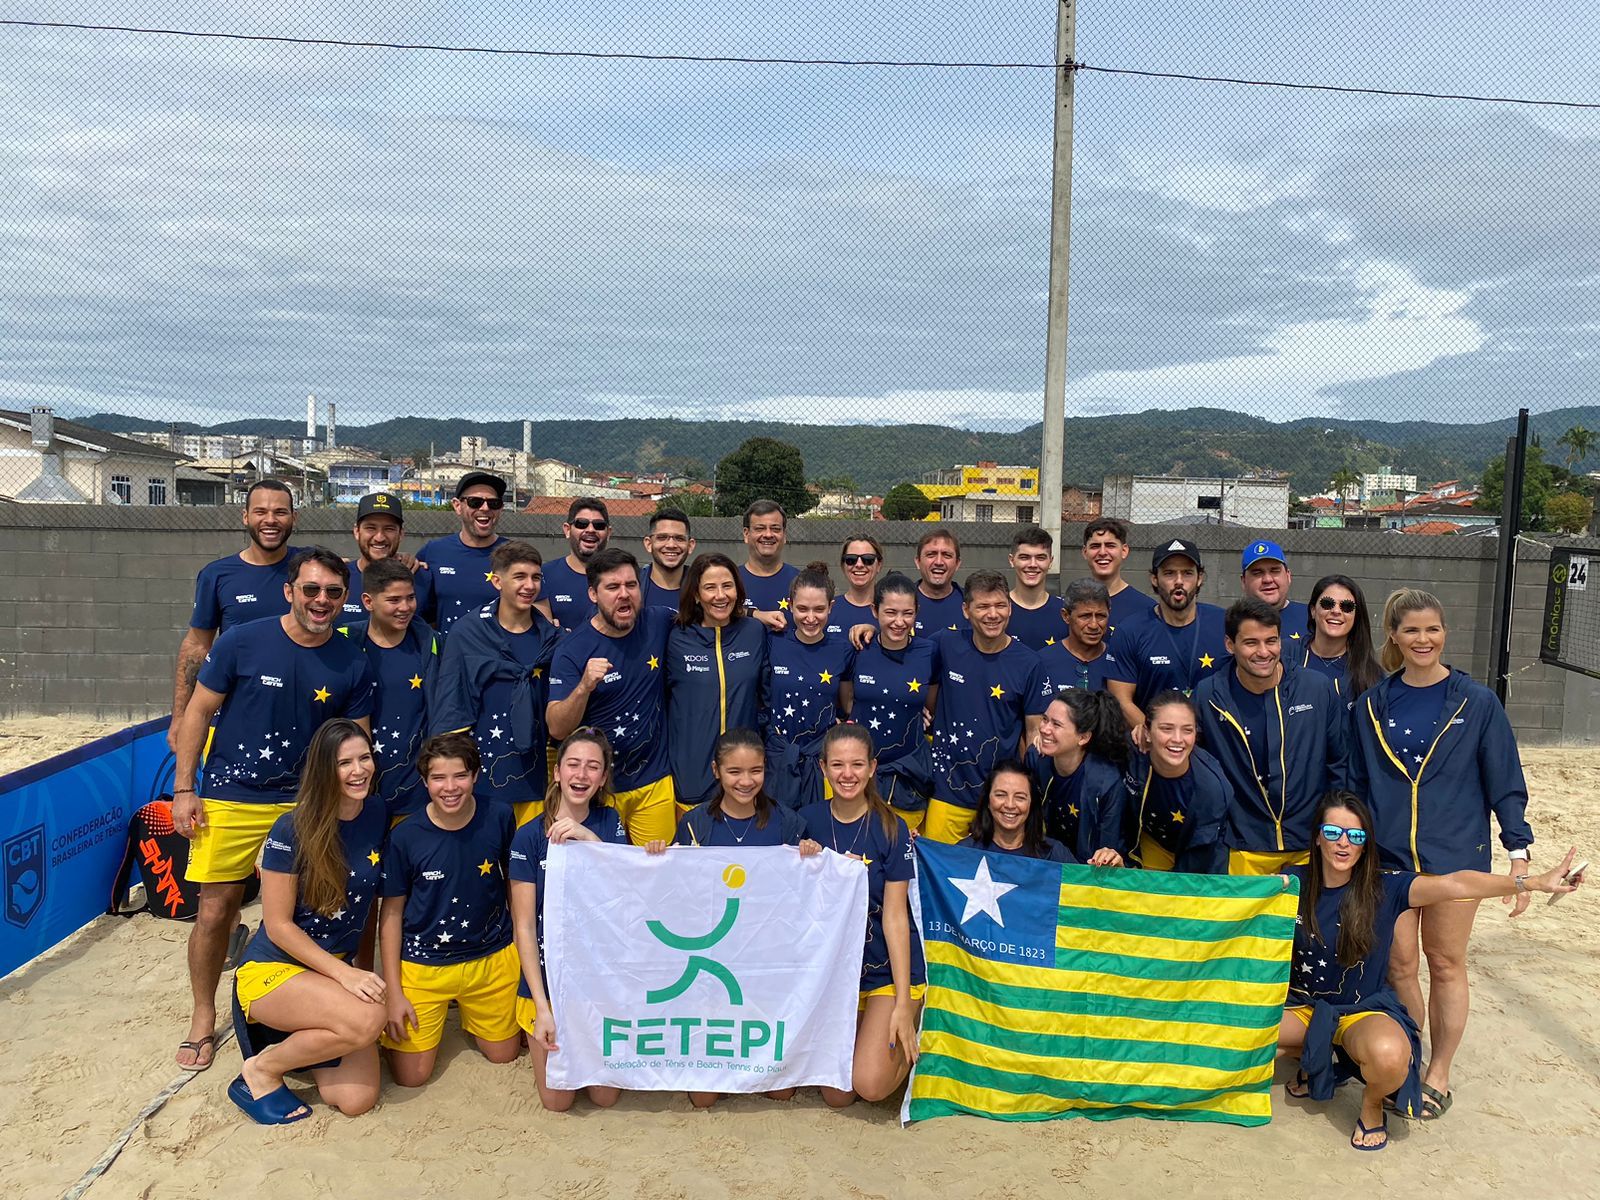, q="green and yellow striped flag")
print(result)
[903,840,1297,1126]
